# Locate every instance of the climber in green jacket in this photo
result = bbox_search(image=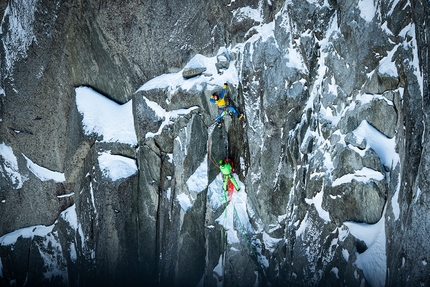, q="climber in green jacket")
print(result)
[219,159,240,192]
